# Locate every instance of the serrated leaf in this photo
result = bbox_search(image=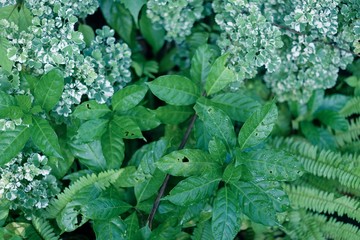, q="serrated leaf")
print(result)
[112,85,148,112]
[238,102,278,150]
[84,197,132,220]
[93,217,127,240]
[315,109,348,131]
[0,125,31,166]
[34,68,64,112]
[154,105,193,125]
[74,119,108,143]
[72,100,111,120]
[231,181,278,226]
[124,212,139,240]
[190,44,216,85]
[101,122,125,169]
[194,99,236,150]
[111,115,144,139]
[210,92,261,122]
[156,149,220,177]
[147,75,200,106]
[31,116,62,159]
[164,176,220,206]
[135,169,166,203]
[205,54,236,95]
[120,0,146,26]
[123,106,160,131]
[69,141,107,172]
[212,186,240,240]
